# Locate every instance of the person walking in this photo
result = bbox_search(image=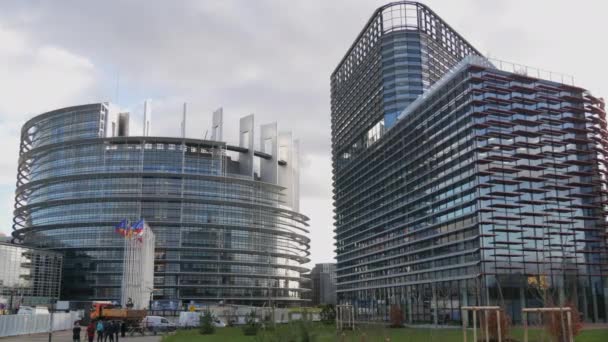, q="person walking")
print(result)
[86,322,95,342]
[72,322,82,342]
[120,321,126,337]
[104,321,113,342]
[96,320,104,342]
[114,321,120,342]
[108,321,116,342]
